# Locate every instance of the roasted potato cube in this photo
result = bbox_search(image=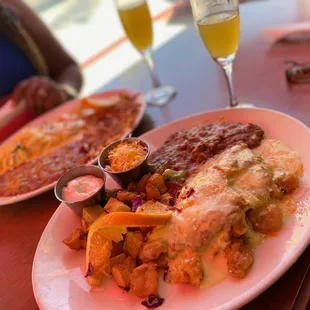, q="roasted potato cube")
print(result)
[123,231,144,259]
[247,204,283,234]
[81,218,89,232]
[104,198,131,213]
[130,262,158,297]
[164,250,203,286]
[111,256,136,288]
[139,240,168,263]
[82,205,105,226]
[146,183,161,201]
[110,253,126,266]
[117,191,139,205]
[137,174,151,193]
[160,192,173,205]
[62,228,87,250]
[136,201,169,214]
[148,173,167,194]
[225,239,254,279]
